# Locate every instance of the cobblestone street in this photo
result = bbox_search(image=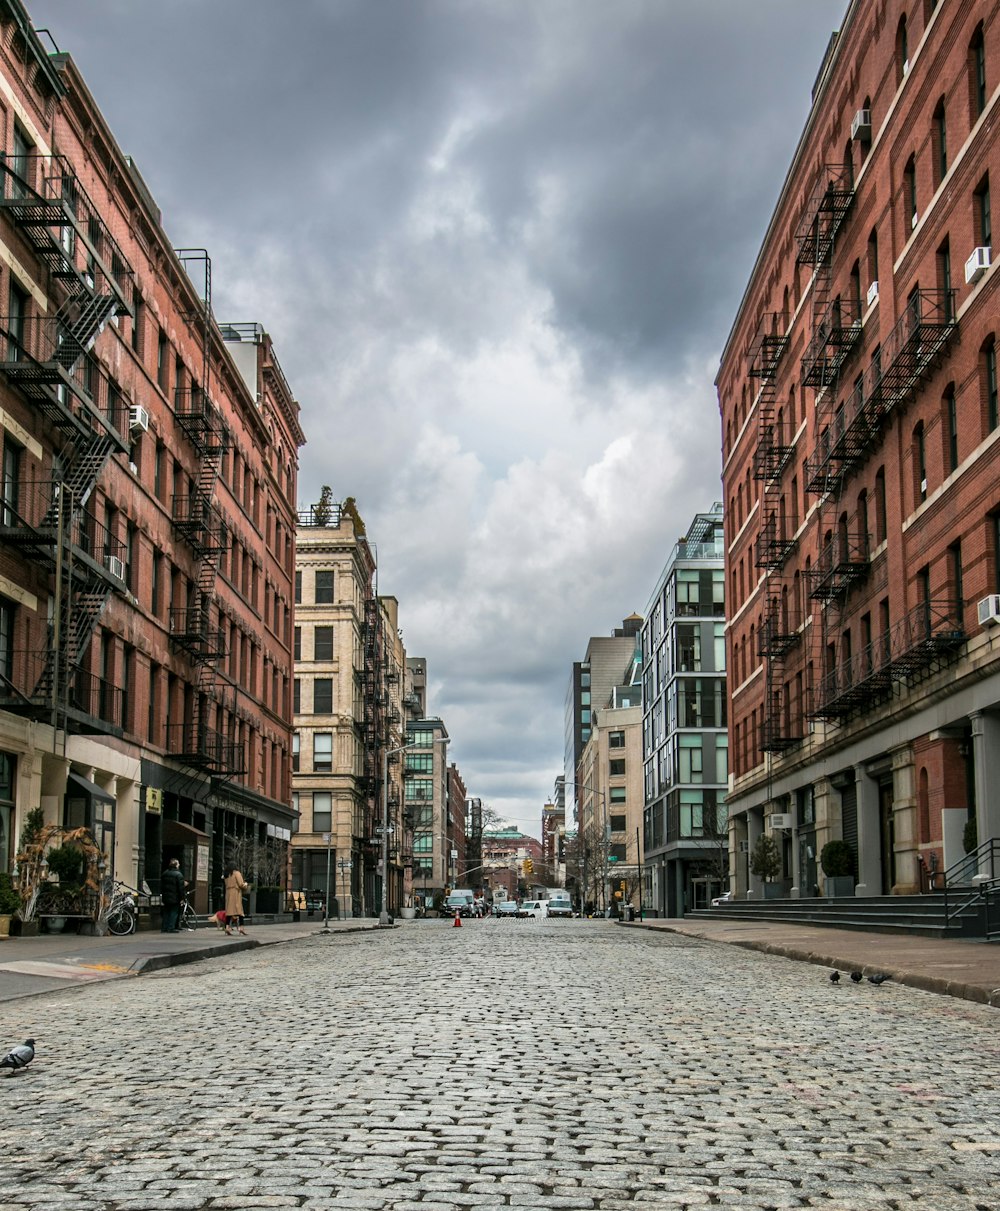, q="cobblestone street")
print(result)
[1,919,998,1210]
